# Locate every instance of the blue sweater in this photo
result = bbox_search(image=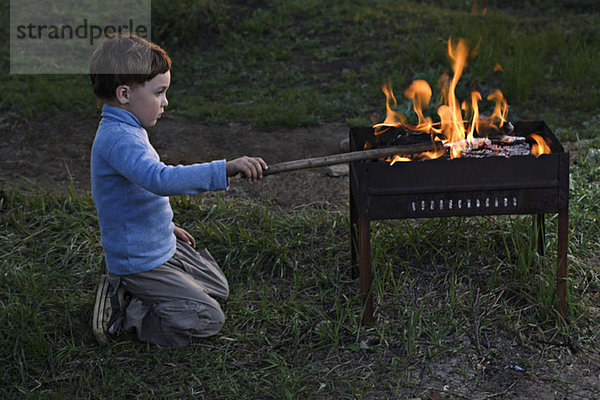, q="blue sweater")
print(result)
[91,105,228,275]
